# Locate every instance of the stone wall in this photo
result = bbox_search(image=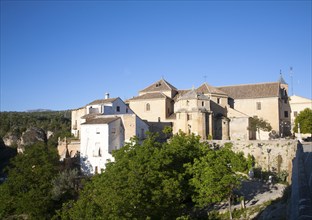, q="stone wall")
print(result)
[208,139,297,183]
[57,137,80,160]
